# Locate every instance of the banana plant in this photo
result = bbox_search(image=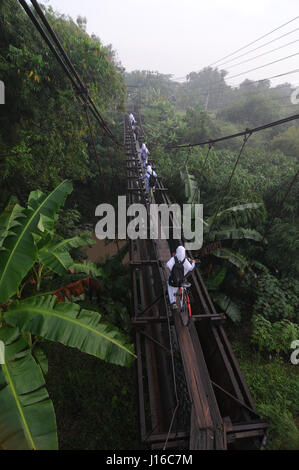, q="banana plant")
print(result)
[179,165,200,205]
[0,180,136,450]
[205,267,242,323]
[210,292,242,323]
[179,165,264,270]
[179,166,265,322]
